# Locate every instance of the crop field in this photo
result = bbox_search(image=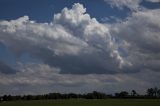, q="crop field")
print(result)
[0,99,160,106]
